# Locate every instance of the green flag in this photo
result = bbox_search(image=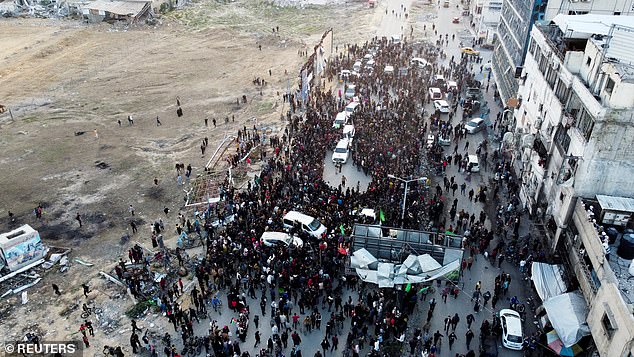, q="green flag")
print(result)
[379,208,386,222]
[340,224,345,235]
[405,283,412,292]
